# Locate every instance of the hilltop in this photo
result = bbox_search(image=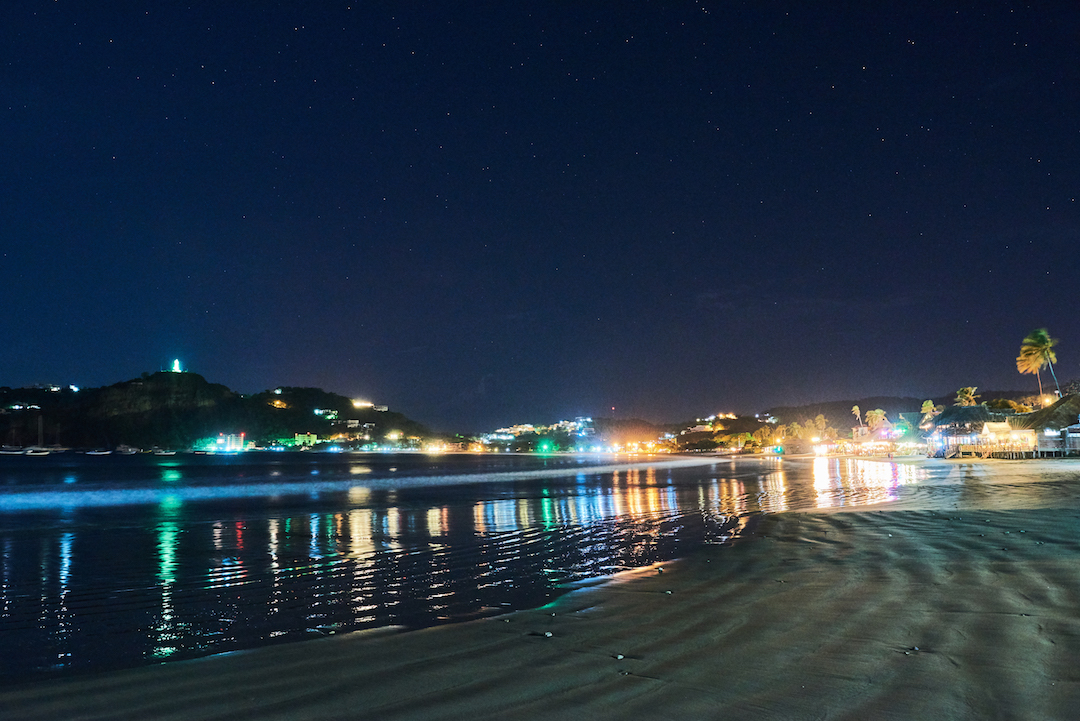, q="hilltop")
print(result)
[0,372,430,449]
